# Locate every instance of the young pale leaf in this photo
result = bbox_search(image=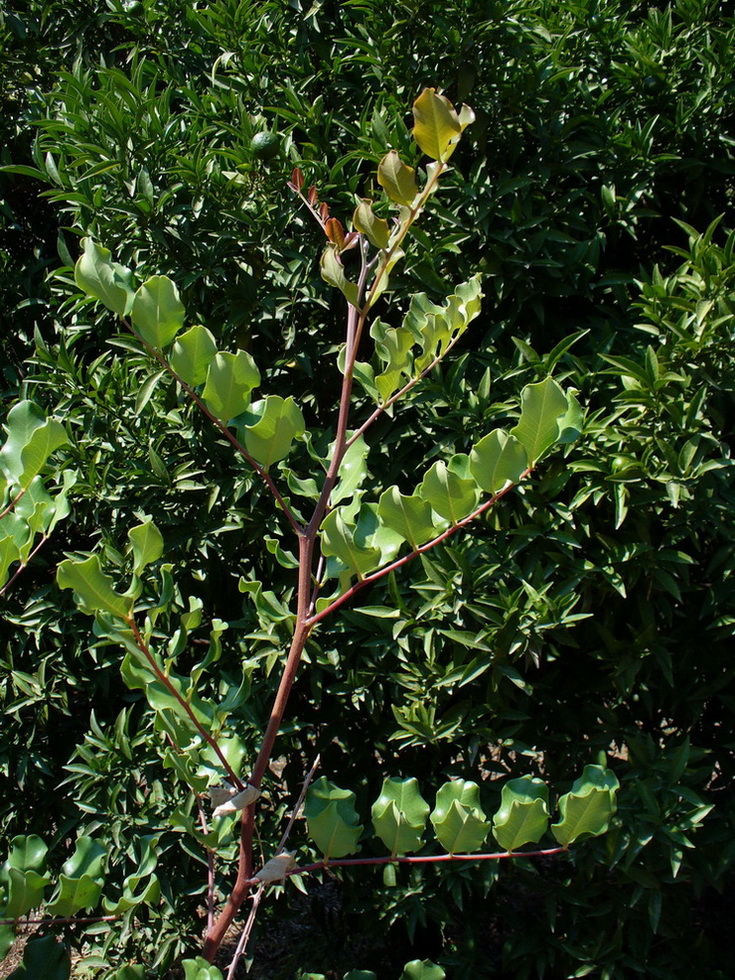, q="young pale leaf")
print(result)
[552,765,619,845]
[170,324,217,386]
[239,396,306,469]
[305,777,363,860]
[372,777,430,855]
[57,555,133,621]
[353,199,390,250]
[202,351,260,421]
[492,776,550,851]
[75,238,135,316]
[377,150,418,206]
[412,87,461,161]
[469,429,528,495]
[400,960,446,980]
[371,318,414,403]
[321,245,359,308]
[254,852,296,883]
[378,487,441,550]
[128,520,164,574]
[320,509,381,580]
[511,377,568,465]
[181,957,224,980]
[131,276,185,348]
[430,780,490,854]
[0,401,68,491]
[420,460,479,524]
[5,936,71,980]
